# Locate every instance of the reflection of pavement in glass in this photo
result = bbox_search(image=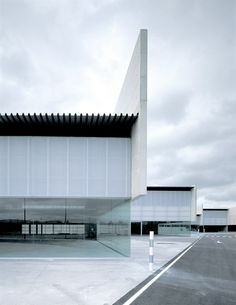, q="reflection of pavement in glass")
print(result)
[0,239,122,258]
